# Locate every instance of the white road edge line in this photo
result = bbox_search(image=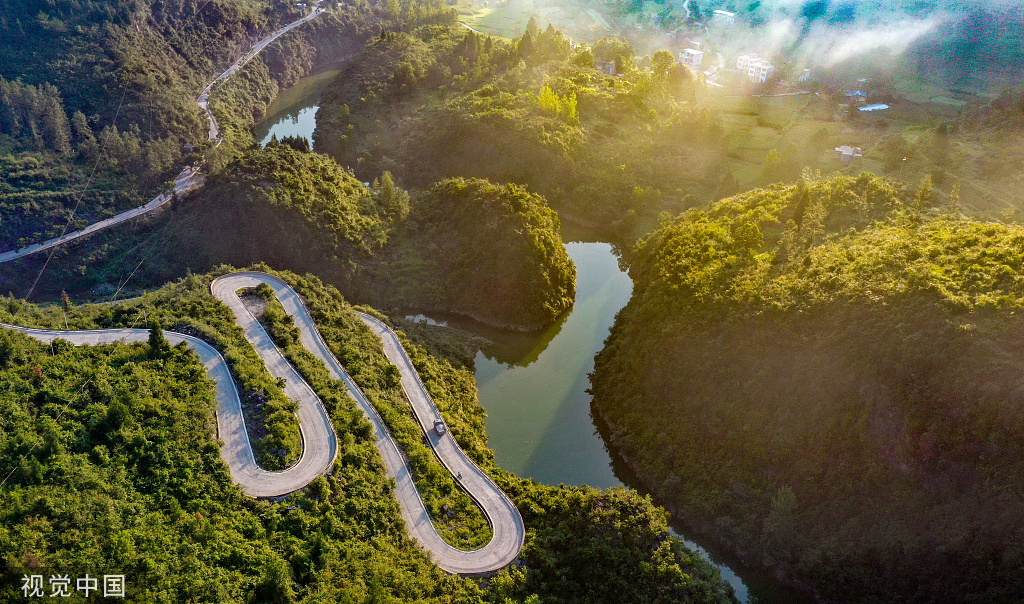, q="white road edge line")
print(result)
[2,270,524,574]
[0,9,325,265]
